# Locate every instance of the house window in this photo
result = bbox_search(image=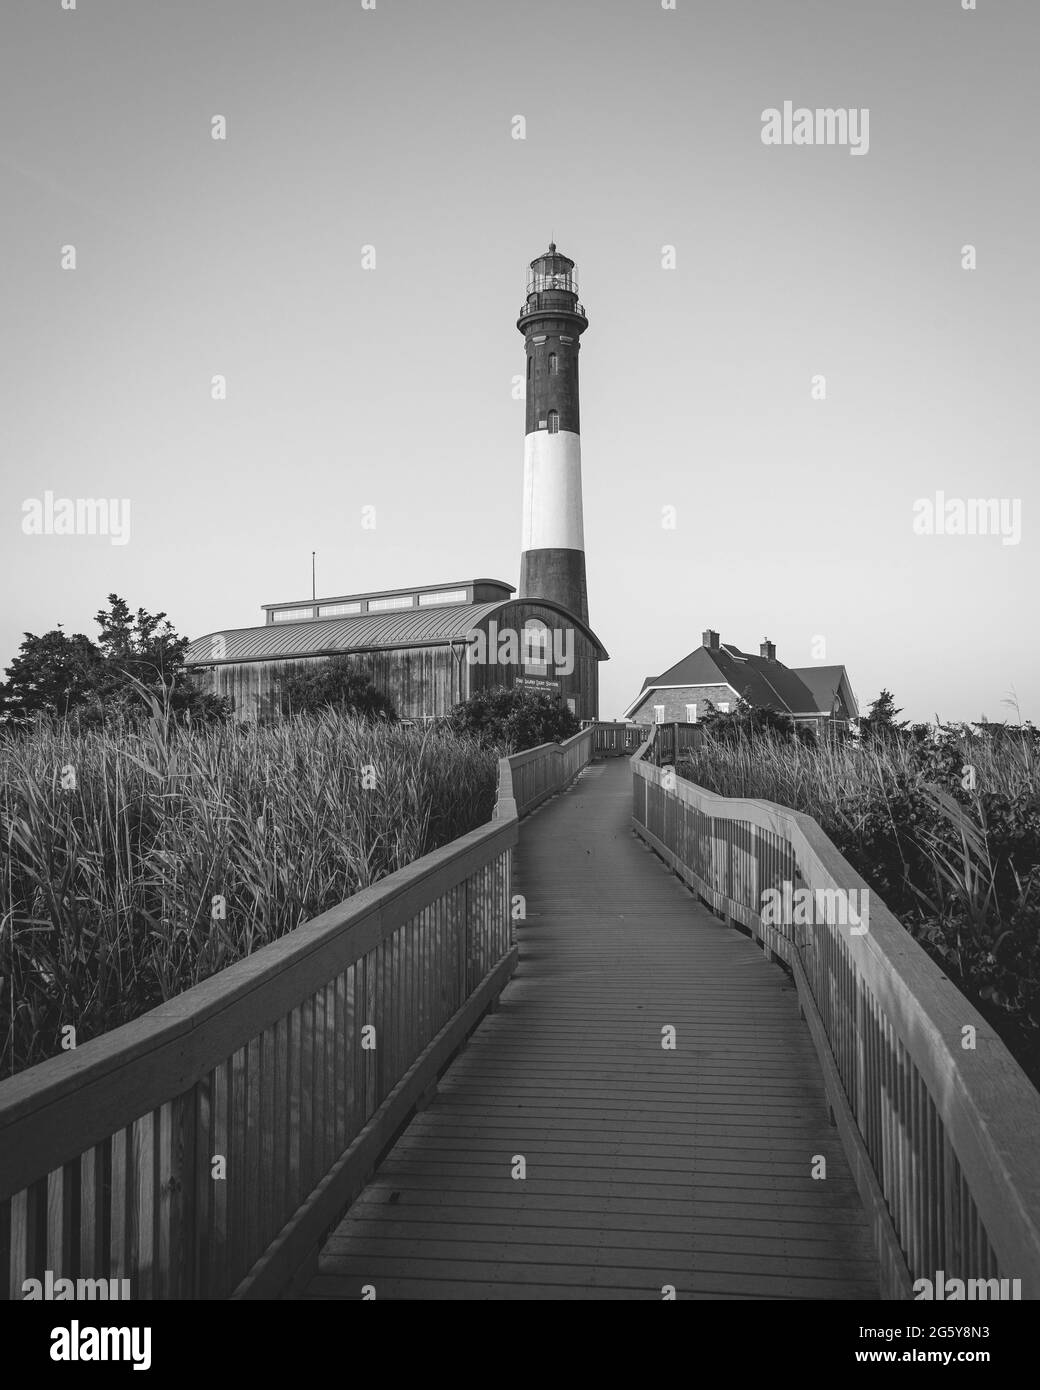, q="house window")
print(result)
[547,409,560,434]
[654,705,665,724]
[272,608,311,622]
[718,702,730,713]
[566,697,576,714]
[685,703,697,723]
[549,352,558,375]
